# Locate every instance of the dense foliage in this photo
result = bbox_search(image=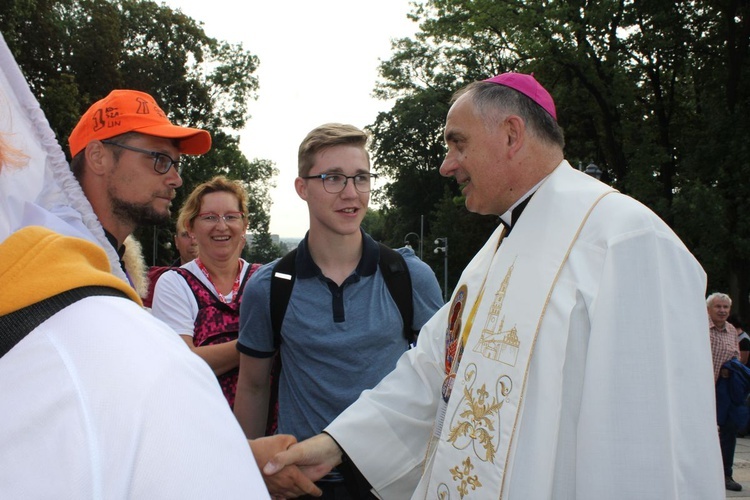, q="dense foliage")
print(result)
[369,0,750,317]
[0,0,285,264]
